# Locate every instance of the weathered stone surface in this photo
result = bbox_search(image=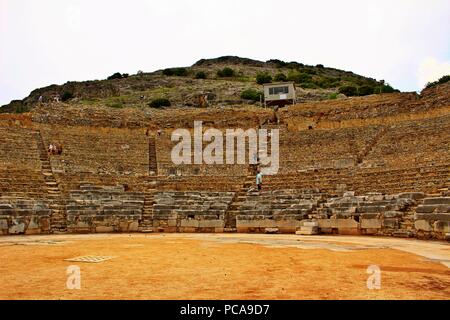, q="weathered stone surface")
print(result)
[296,226,319,235]
[415,220,432,232]
[415,213,450,221]
[361,219,382,229]
[433,221,450,233]
[423,197,450,205]
[9,220,26,234]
